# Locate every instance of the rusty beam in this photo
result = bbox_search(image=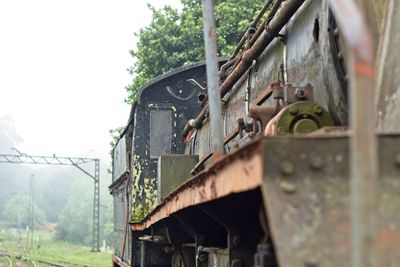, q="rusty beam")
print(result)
[131,140,263,231]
